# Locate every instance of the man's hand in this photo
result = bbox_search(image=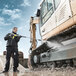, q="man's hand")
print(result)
[9,34,17,39]
[18,35,22,38]
[9,34,14,38]
[15,35,22,38]
[15,35,22,42]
